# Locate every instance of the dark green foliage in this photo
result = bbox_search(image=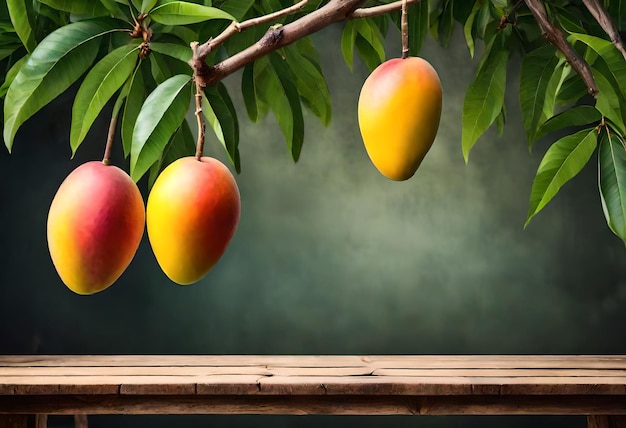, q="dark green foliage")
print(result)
[3,0,626,244]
